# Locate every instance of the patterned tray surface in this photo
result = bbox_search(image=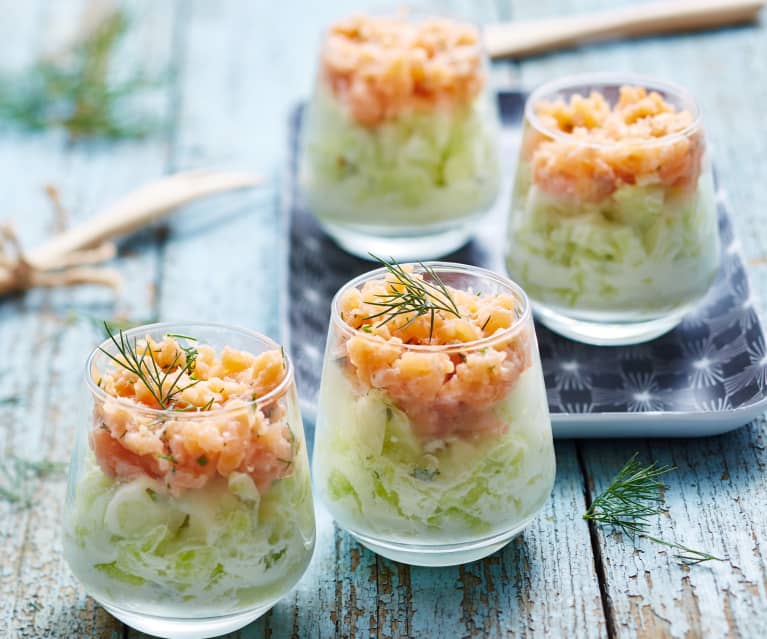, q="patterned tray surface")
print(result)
[285,92,767,437]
